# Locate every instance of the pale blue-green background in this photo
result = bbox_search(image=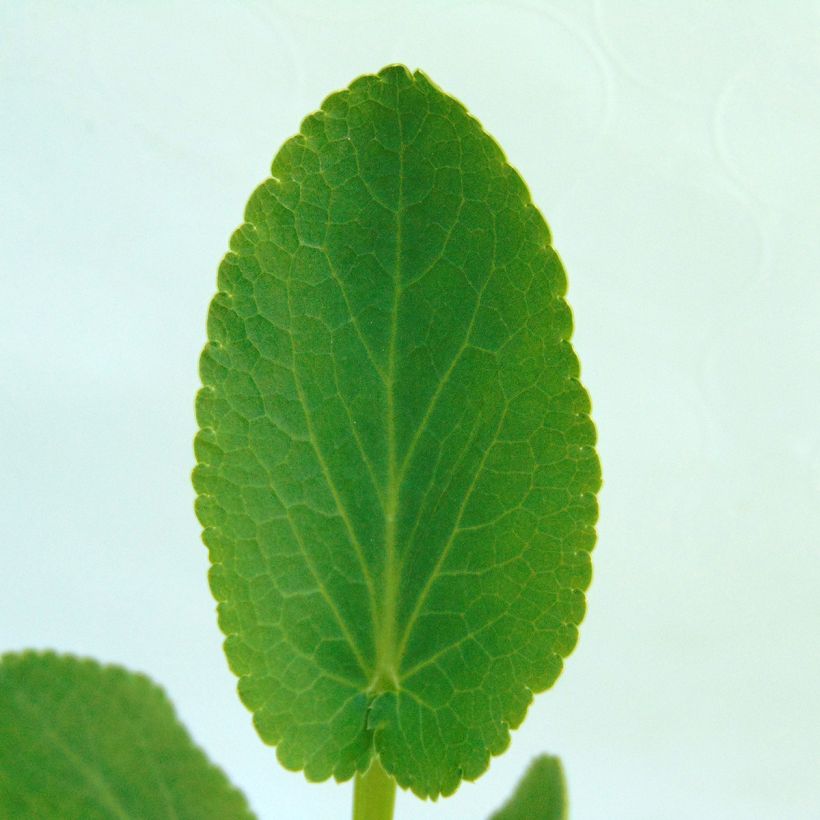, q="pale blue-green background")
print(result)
[2,2,819,818]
